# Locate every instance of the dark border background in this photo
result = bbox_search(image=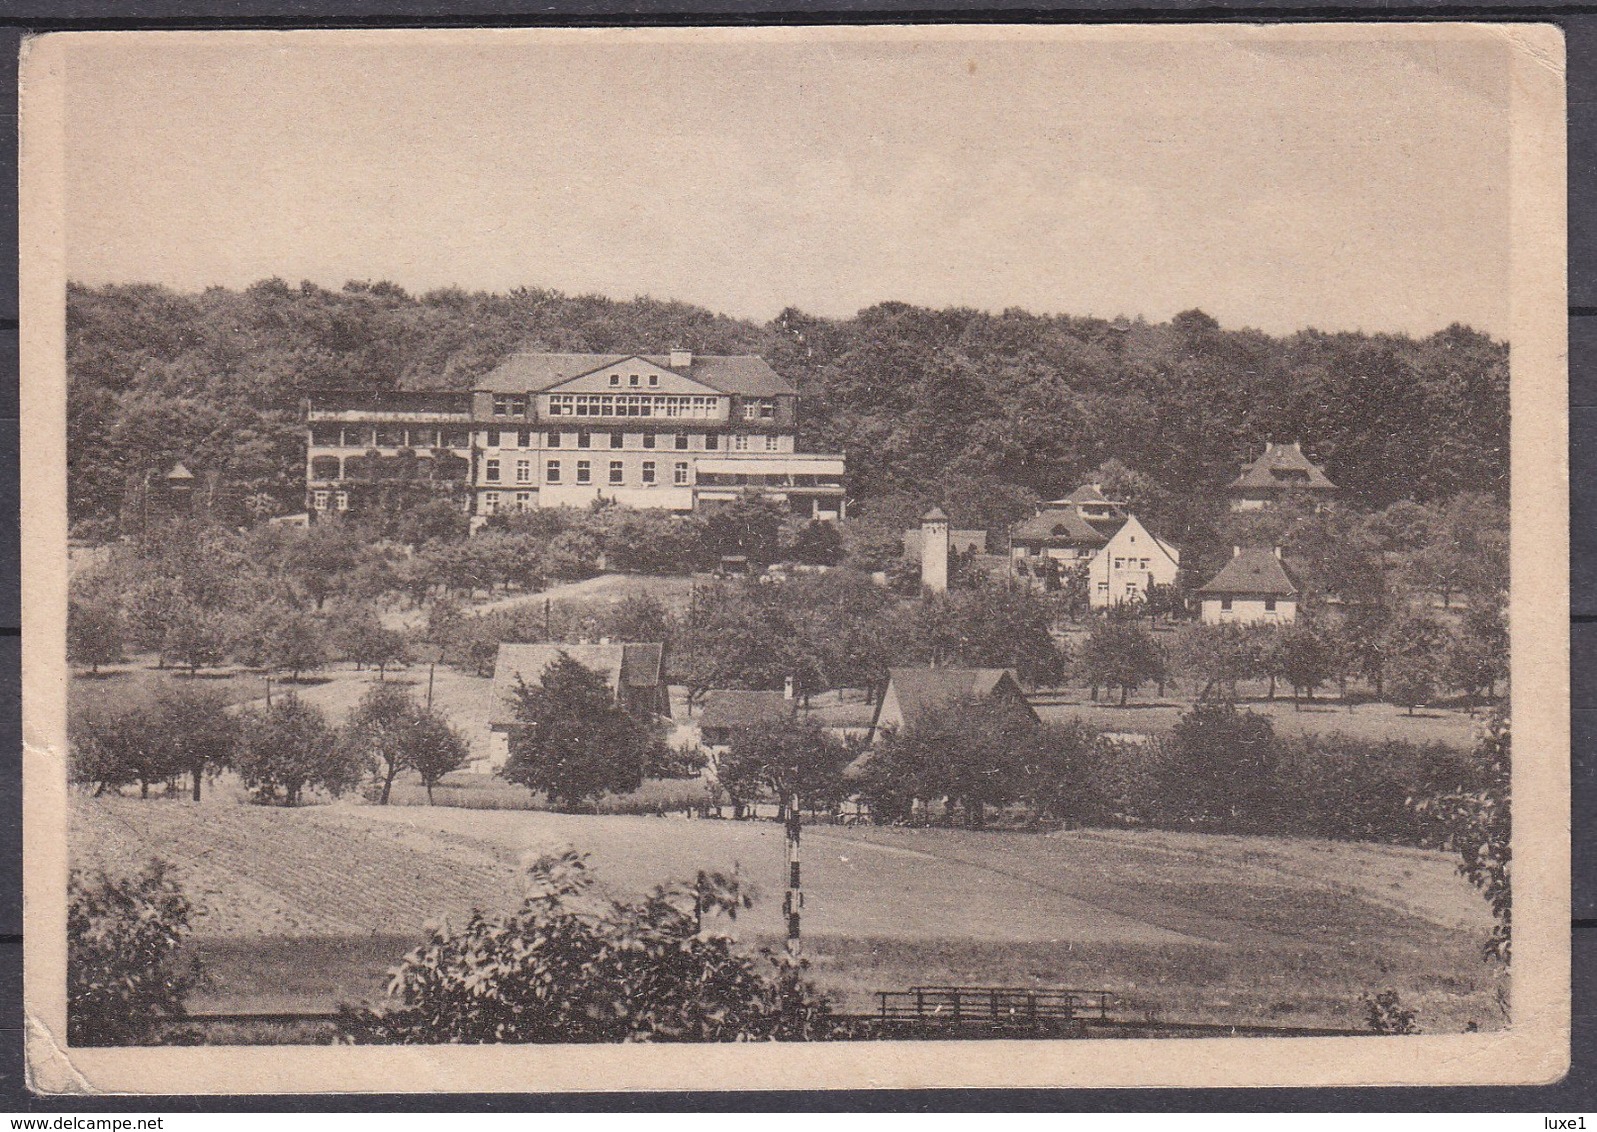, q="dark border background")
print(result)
[0,5,1586,1111]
